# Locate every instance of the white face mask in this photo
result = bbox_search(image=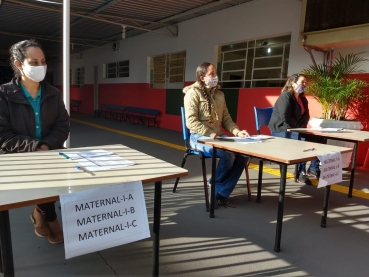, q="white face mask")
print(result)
[21,63,47,82]
[204,76,218,88]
